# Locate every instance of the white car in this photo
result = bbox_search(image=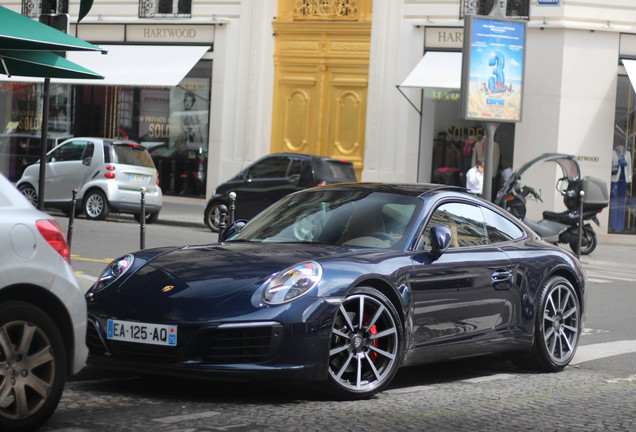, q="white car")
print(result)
[0,173,87,432]
[16,137,163,223]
